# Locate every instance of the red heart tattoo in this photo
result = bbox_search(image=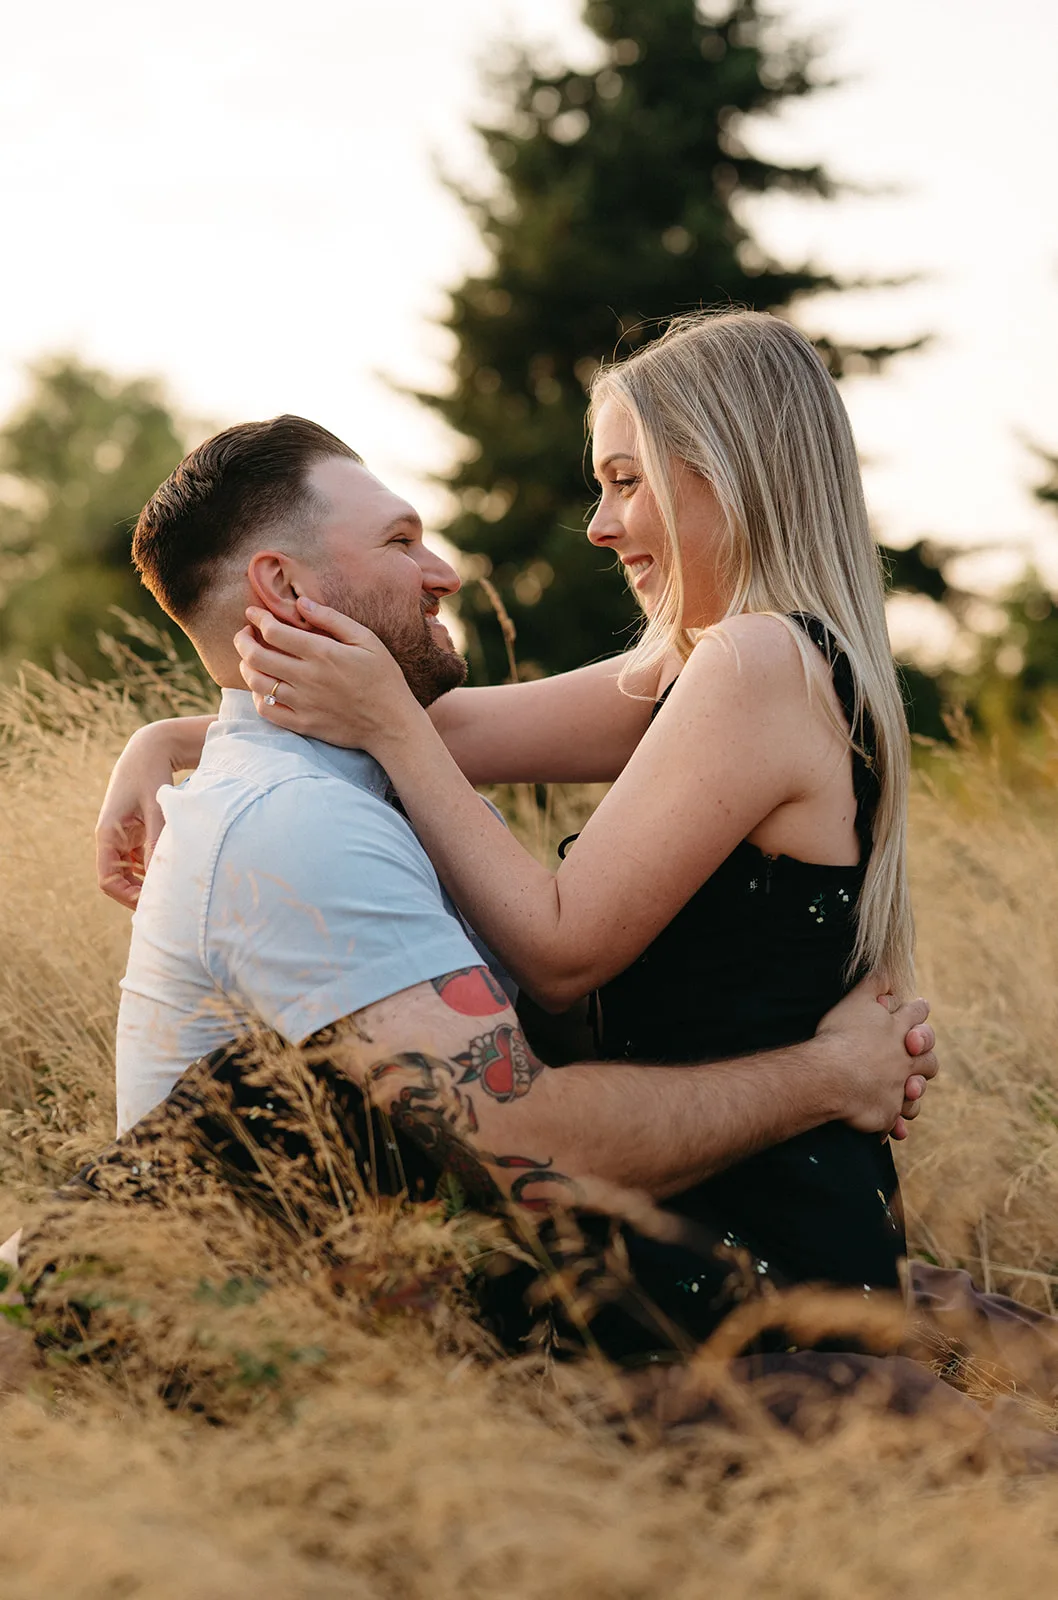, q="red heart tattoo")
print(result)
[455,1025,537,1102]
